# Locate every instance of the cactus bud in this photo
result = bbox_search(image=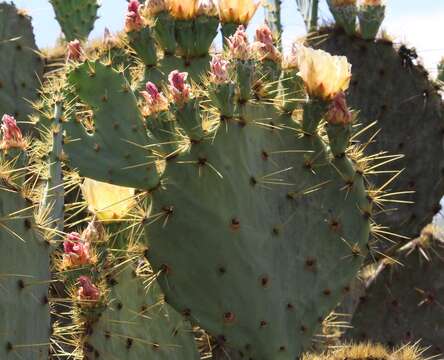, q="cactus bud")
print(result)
[217,0,260,24]
[168,70,191,105]
[295,45,351,100]
[1,114,24,149]
[325,92,353,125]
[67,39,82,61]
[331,0,356,5]
[81,220,105,243]
[227,25,250,60]
[210,55,229,84]
[362,0,383,5]
[77,276,100,302]
[63,232,91,268]
[252,24,281,62]
[125,0,144,32]
[141,82,169,114]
